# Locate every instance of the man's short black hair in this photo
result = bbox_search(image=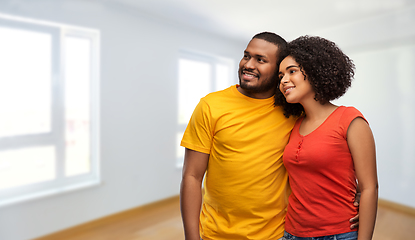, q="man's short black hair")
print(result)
[252,32,287,66]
